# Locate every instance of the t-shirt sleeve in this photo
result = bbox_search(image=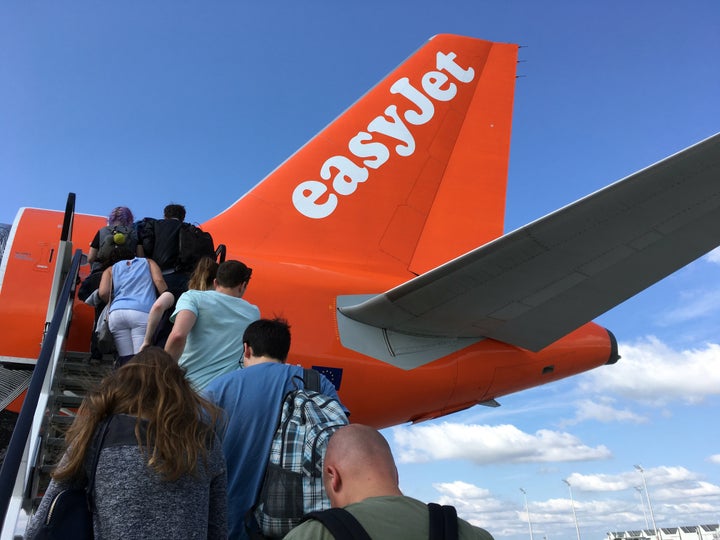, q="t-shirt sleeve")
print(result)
[320,374,350,416]
[90,230,101,249]
[170,290,199,322]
